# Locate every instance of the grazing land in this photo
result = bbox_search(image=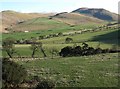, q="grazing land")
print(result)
[1,9,120,88]
[2,28,119,57]
[16,53,119,87]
